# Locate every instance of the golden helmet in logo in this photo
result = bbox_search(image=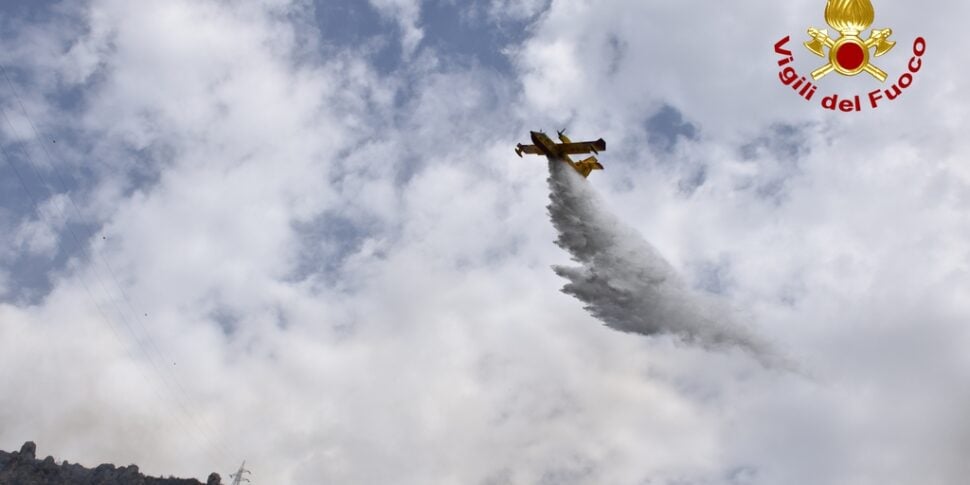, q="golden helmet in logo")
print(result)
[804,0,896,81]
